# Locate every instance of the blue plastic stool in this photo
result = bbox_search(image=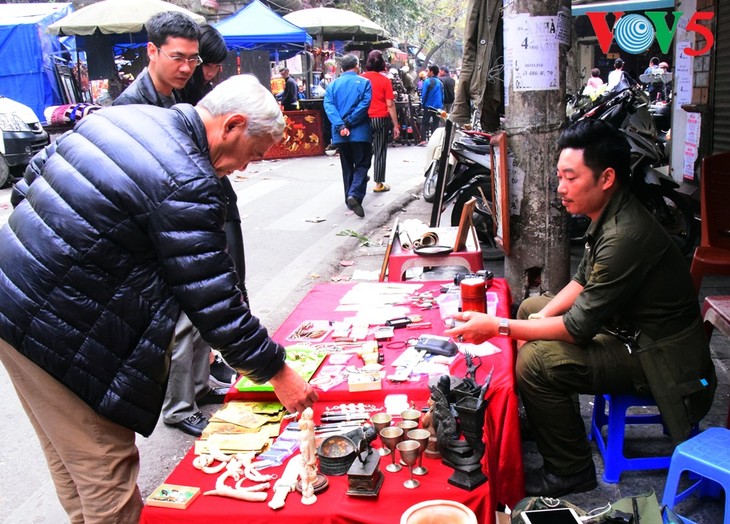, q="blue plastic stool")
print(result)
[590,394,672,483]
[661,427,730,524]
